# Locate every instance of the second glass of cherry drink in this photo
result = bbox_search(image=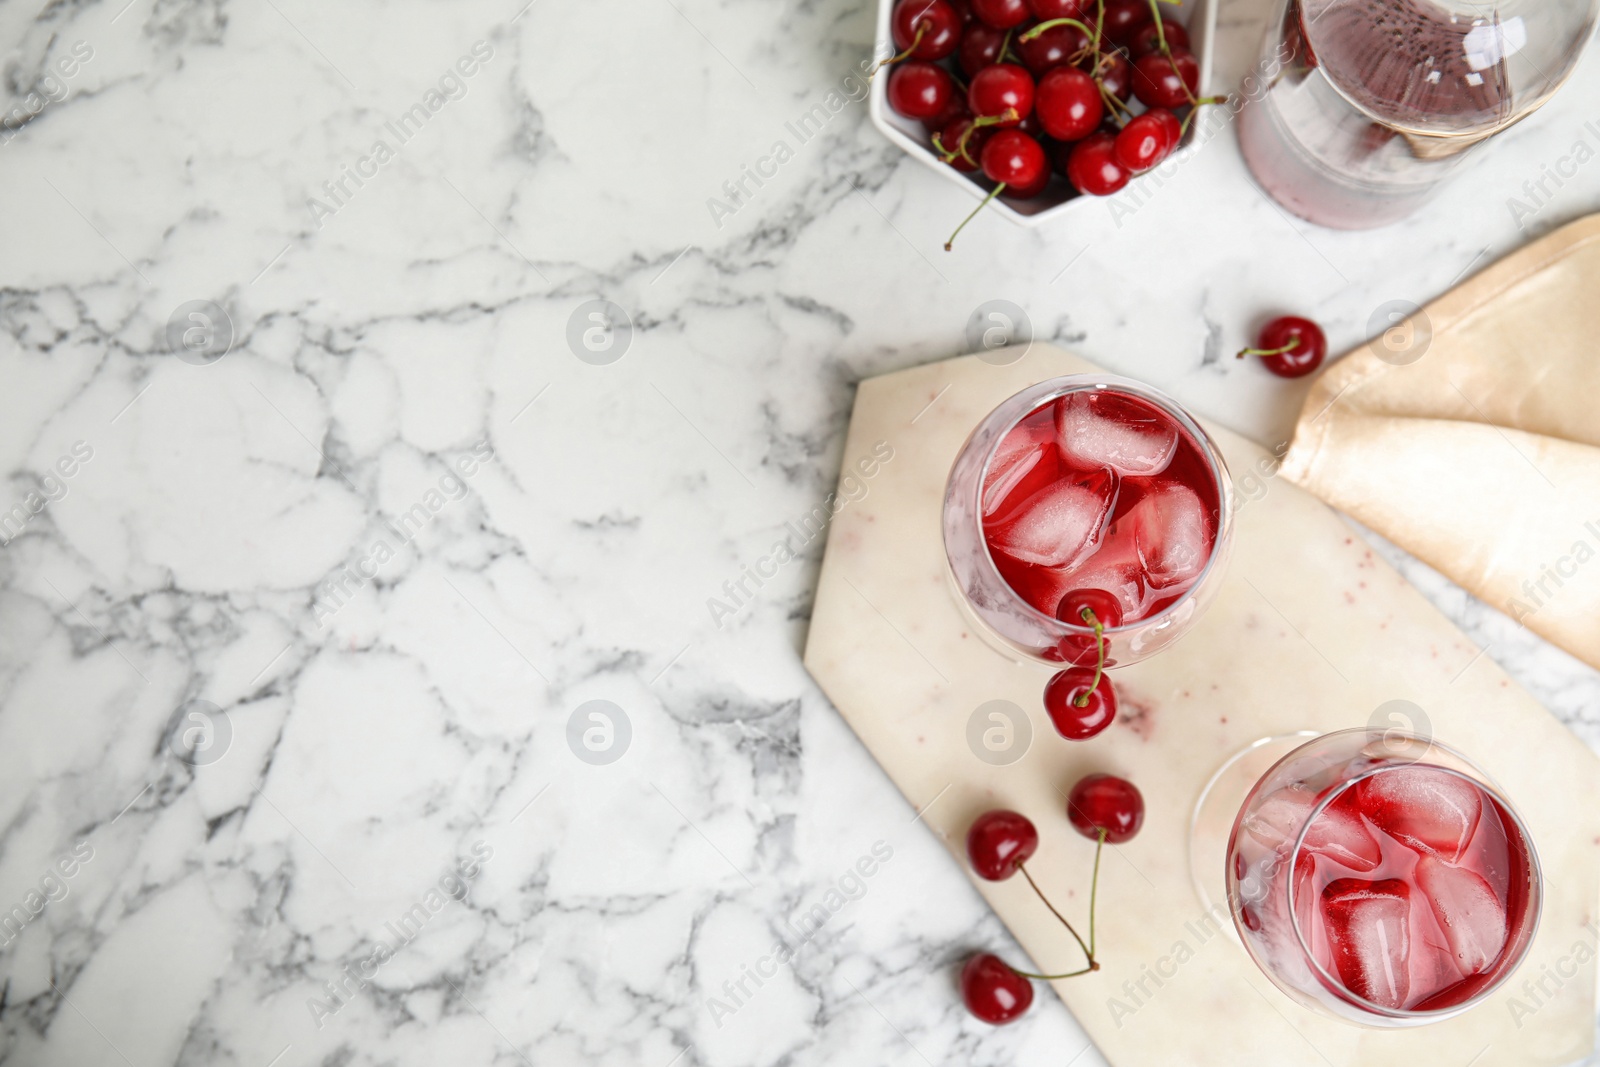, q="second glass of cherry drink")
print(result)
[944,375,1234,732]
[1226,730,1541,1026]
